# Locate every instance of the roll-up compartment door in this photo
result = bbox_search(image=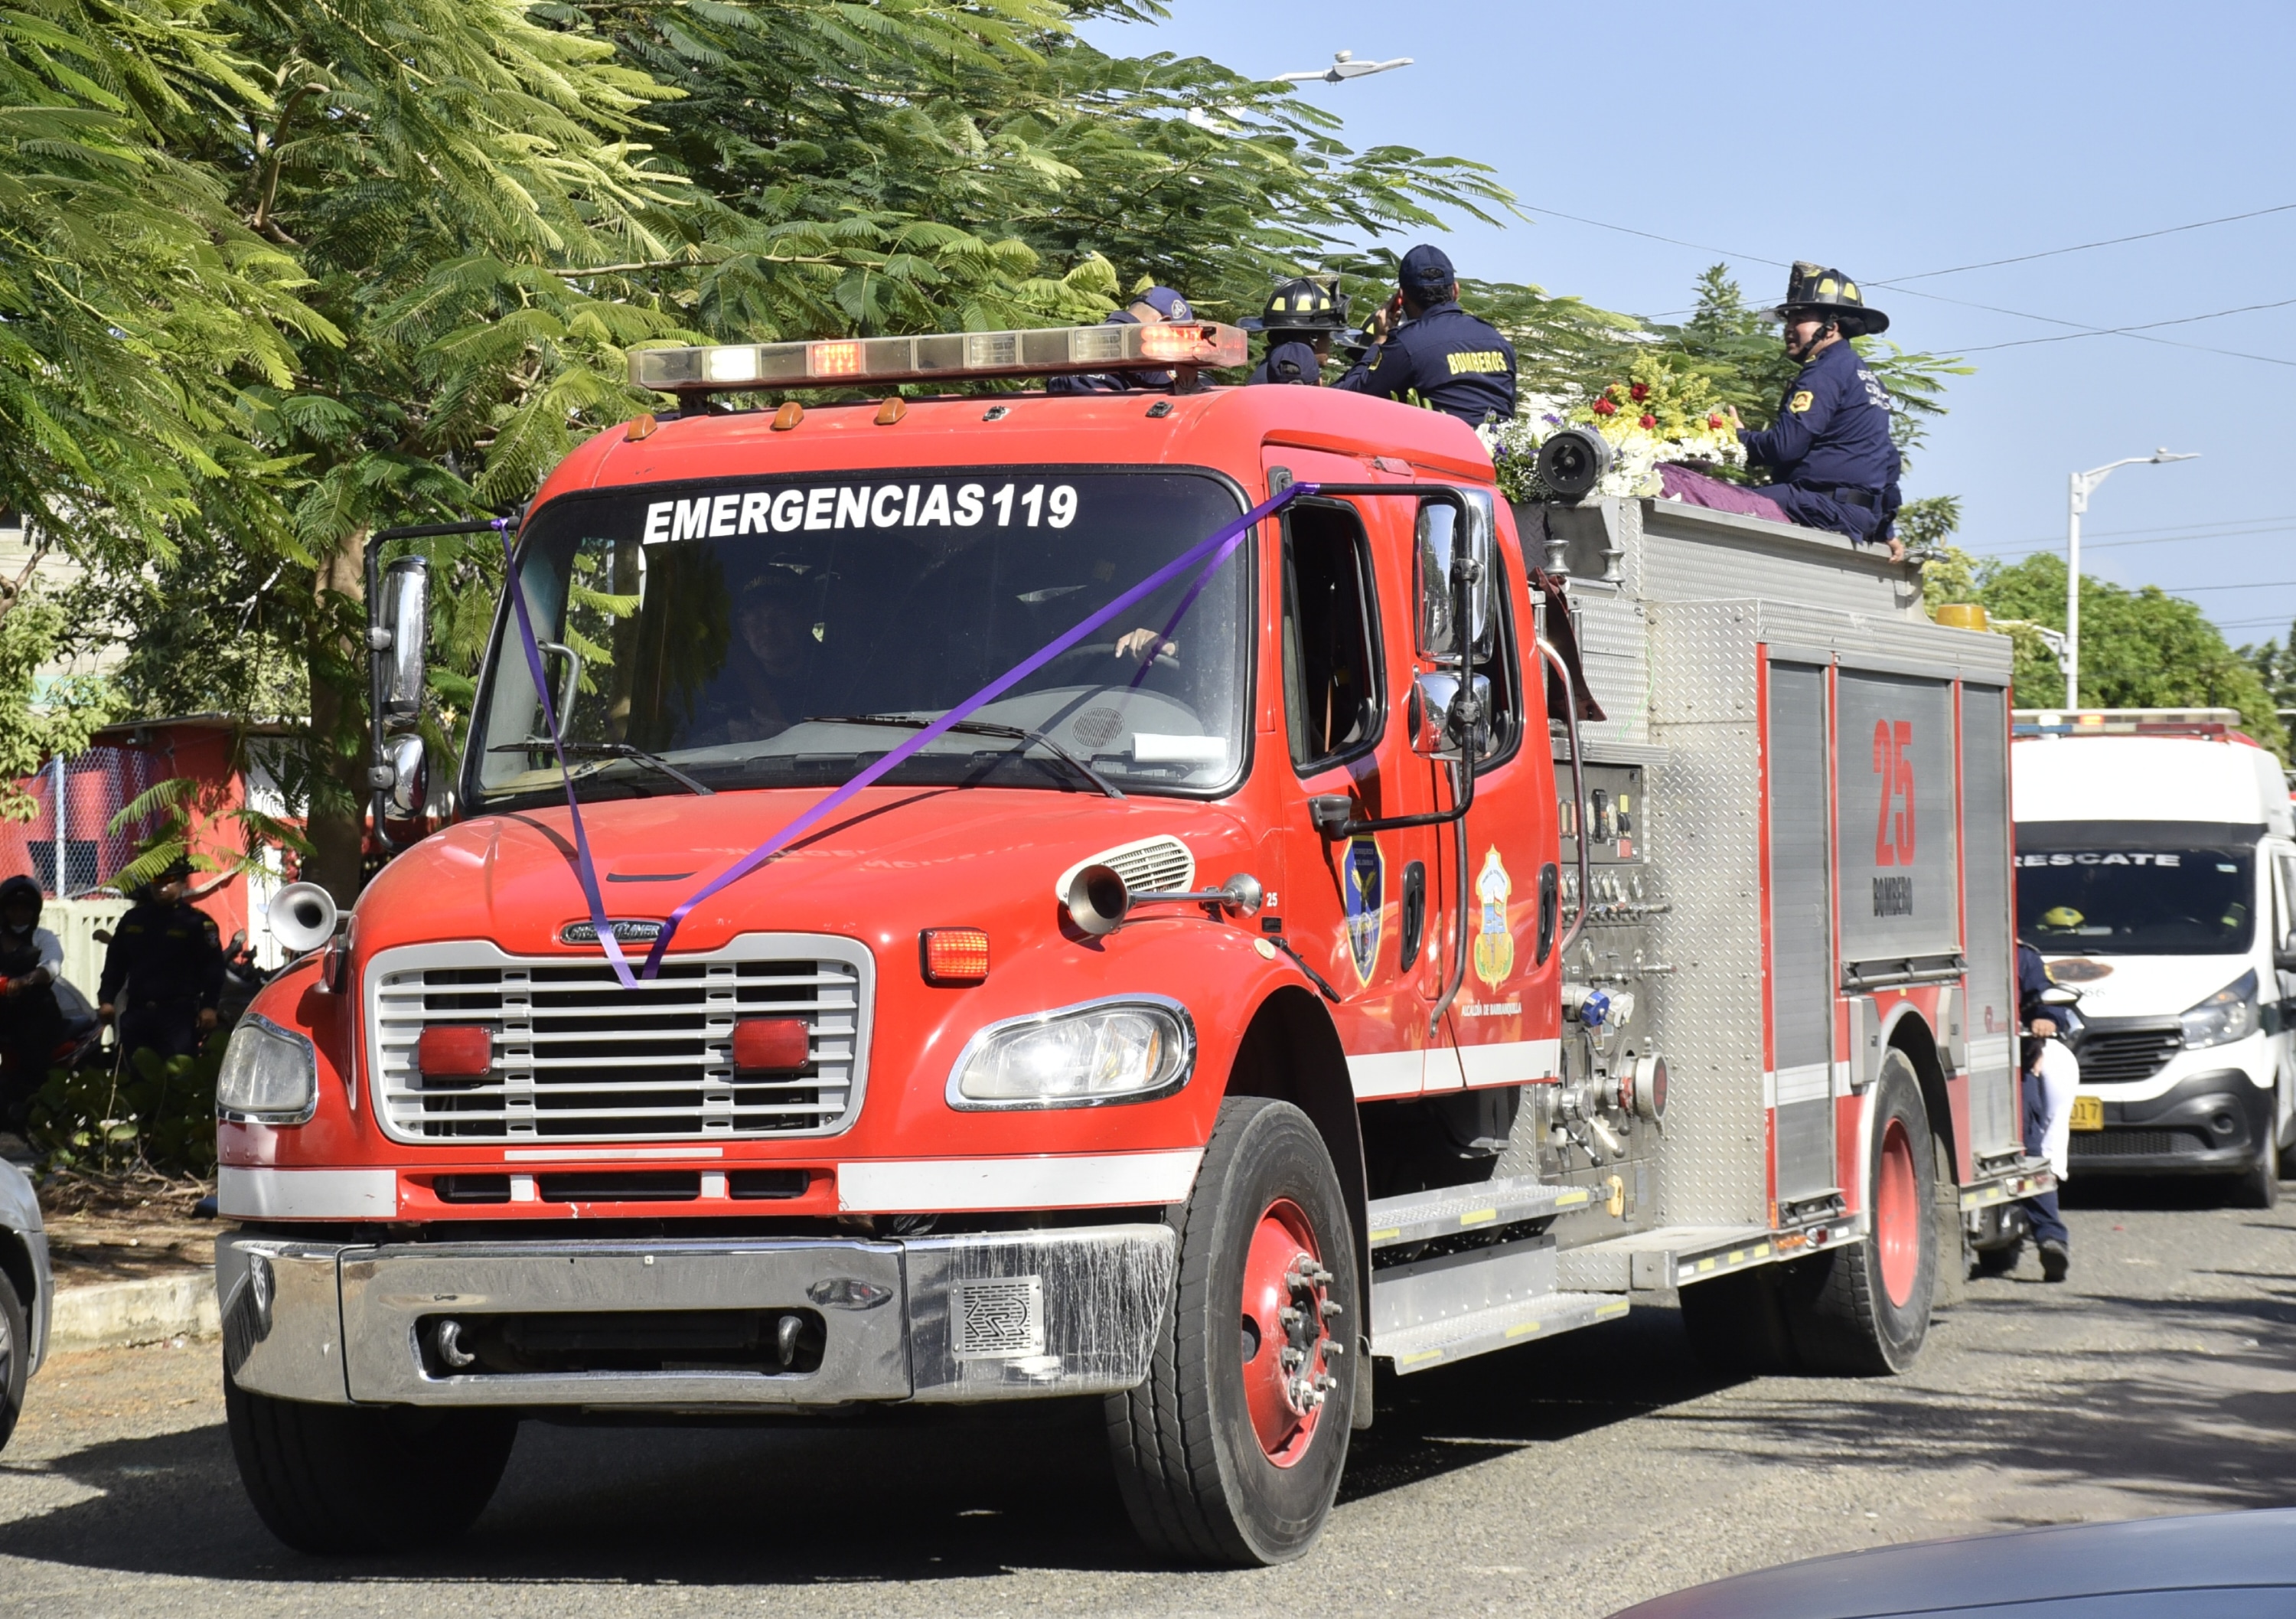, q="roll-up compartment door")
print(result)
[1768,661,1835,1201]
[1836,672,1961,975]
[1958,684,2017,1157]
